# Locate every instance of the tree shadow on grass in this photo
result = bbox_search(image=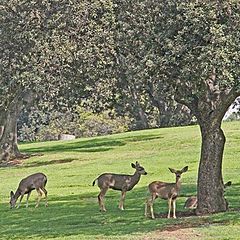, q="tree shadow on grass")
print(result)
[0,189,164,239]
[120,134,164,143]
[19,158,77,168]
[1,185,239,240]
[21,134,164,155]
[22,138,125,154]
